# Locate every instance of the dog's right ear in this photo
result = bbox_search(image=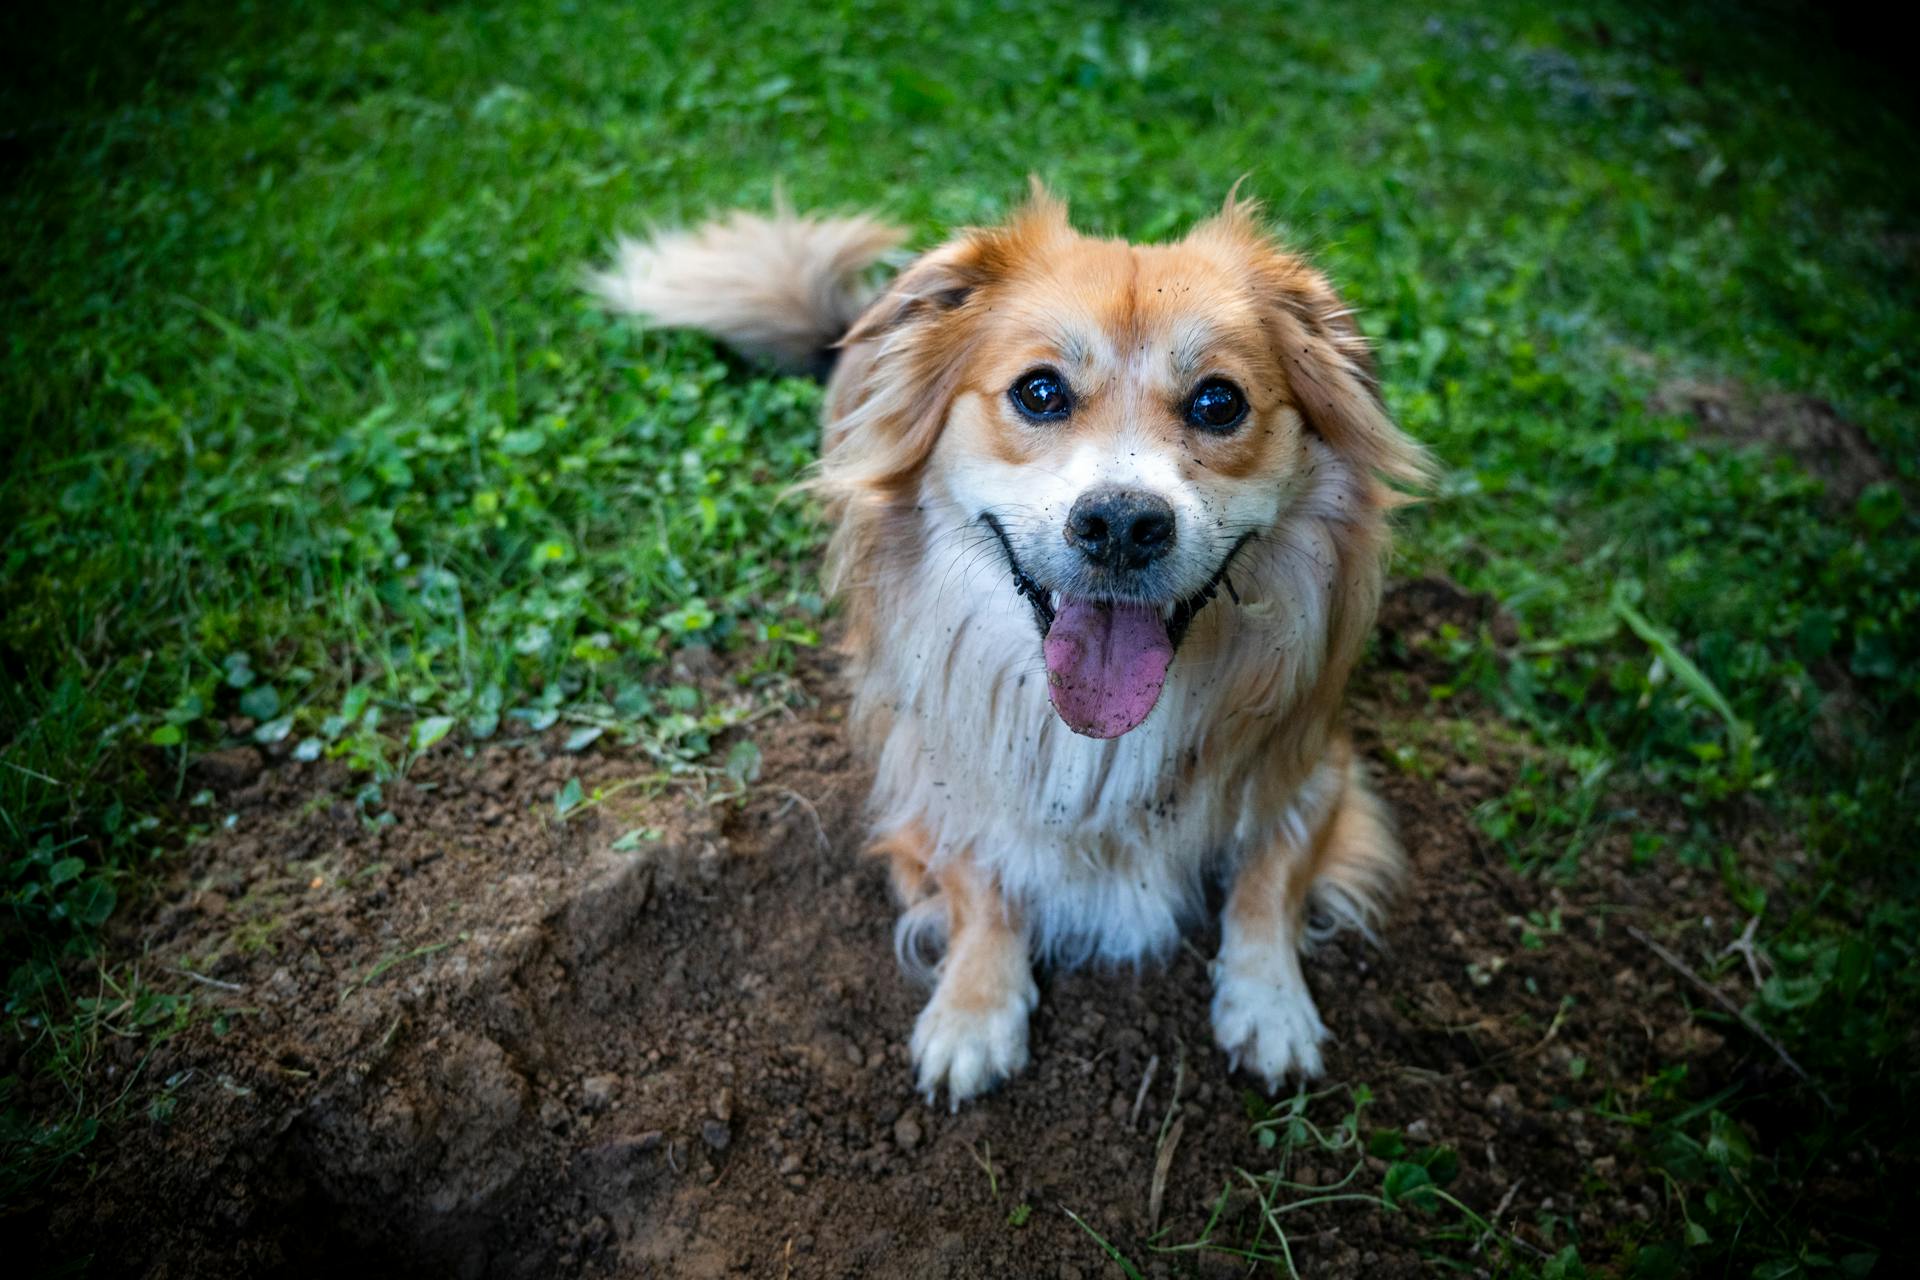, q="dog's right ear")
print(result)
[817,239,987,497]
[836,238,982,352]
[838,182,1068,349]
[821,191,1071,496]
